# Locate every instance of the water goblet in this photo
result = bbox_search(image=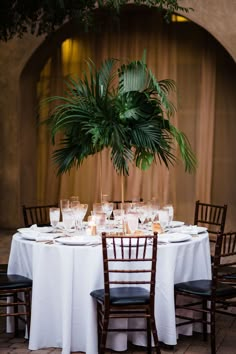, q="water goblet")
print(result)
[62,208,74,232]
[76,203,88,231]
[163,204,174,227]
[92,211,106,232]
[71,201,81,230]
[101,194,109,203]
[70,196,79,203]
[113,209,125,228]
[101,202,113,221]
[137,204,148,229]
[158,209,169,232]
[93,203,103,213]
[60,199,70,210]
[49,207,60,230]
[147,201,159,224]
